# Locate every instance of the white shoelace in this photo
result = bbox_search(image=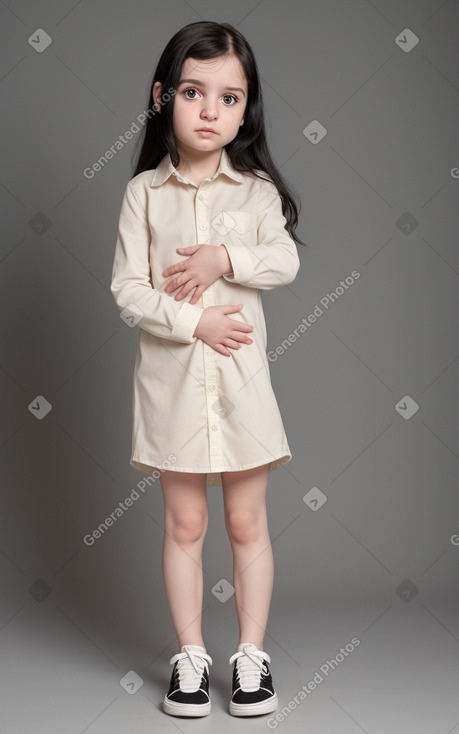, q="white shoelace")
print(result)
[229,643,271,692]
[169,645,213,693]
